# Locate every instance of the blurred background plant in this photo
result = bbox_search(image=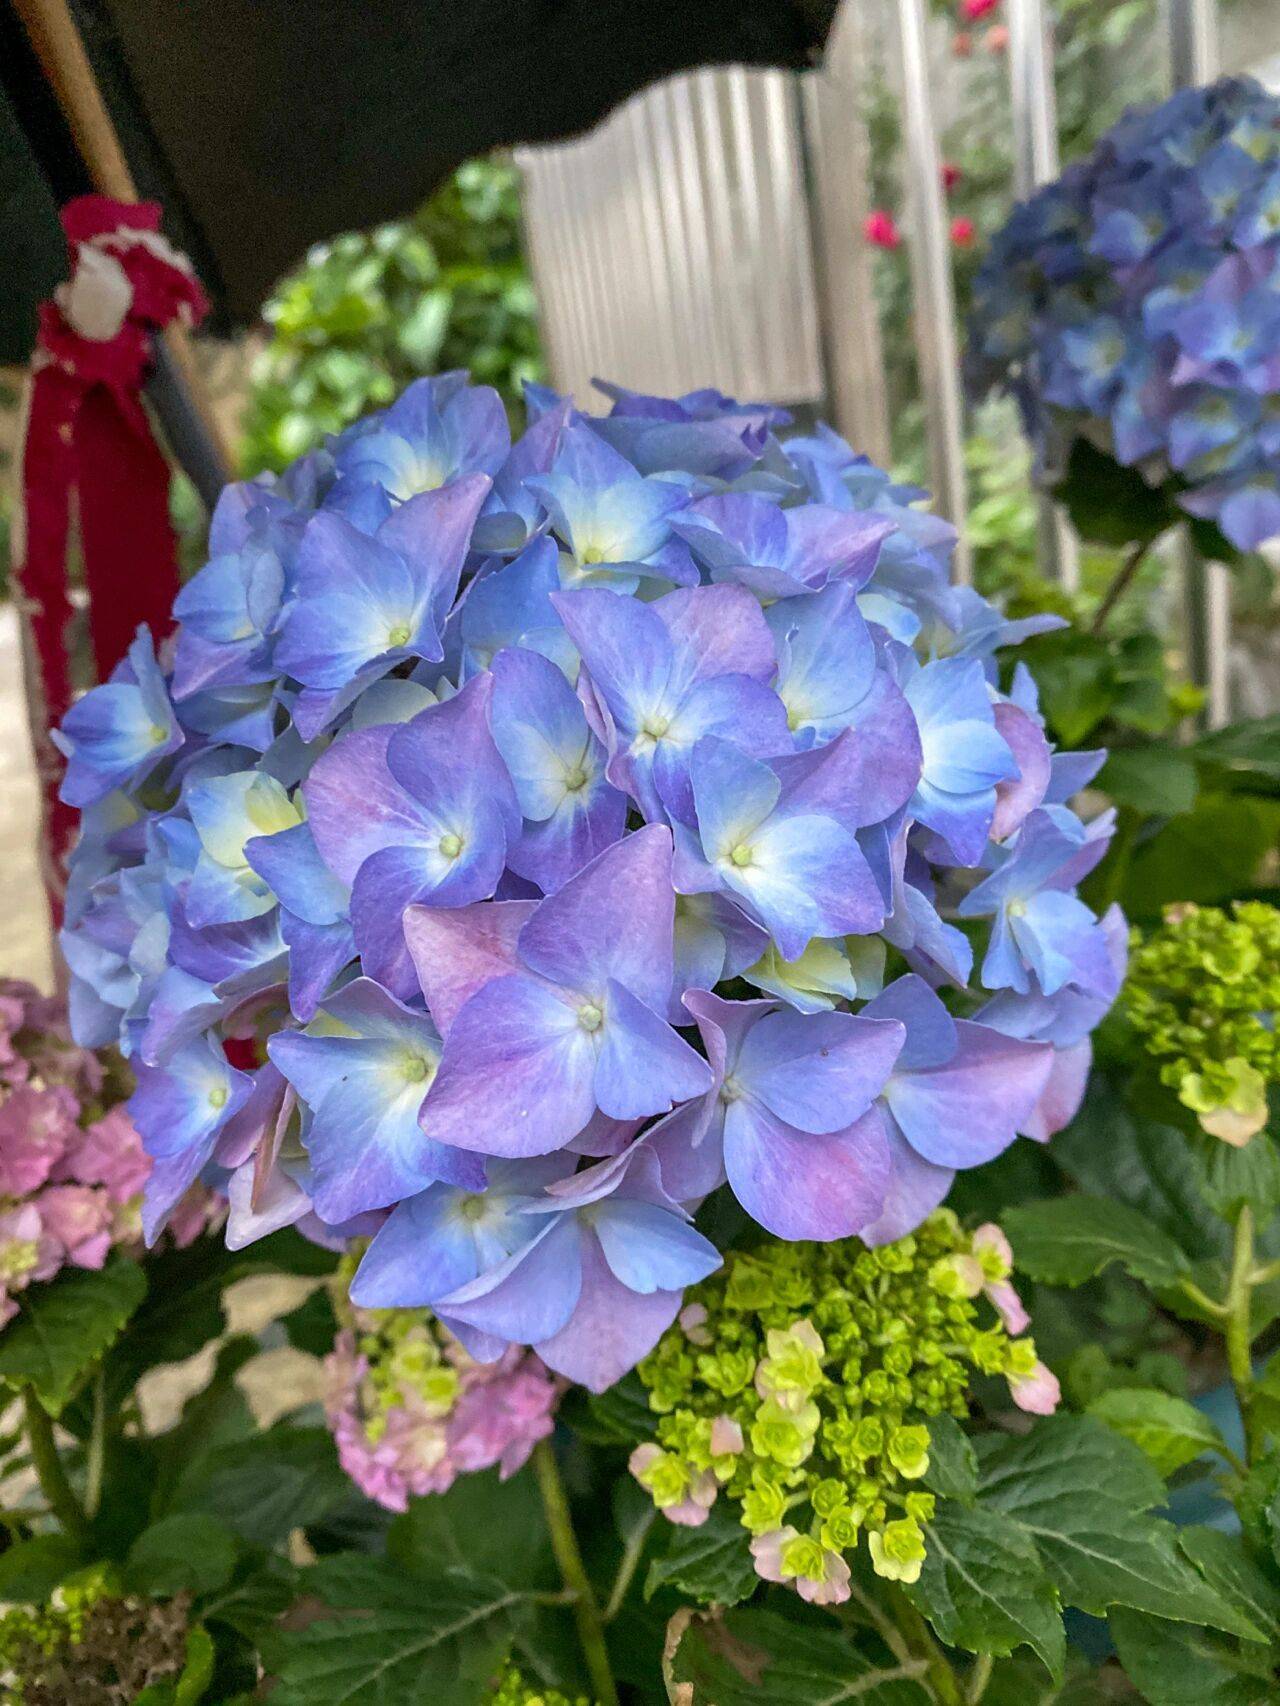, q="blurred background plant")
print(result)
[238,158,545,476]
